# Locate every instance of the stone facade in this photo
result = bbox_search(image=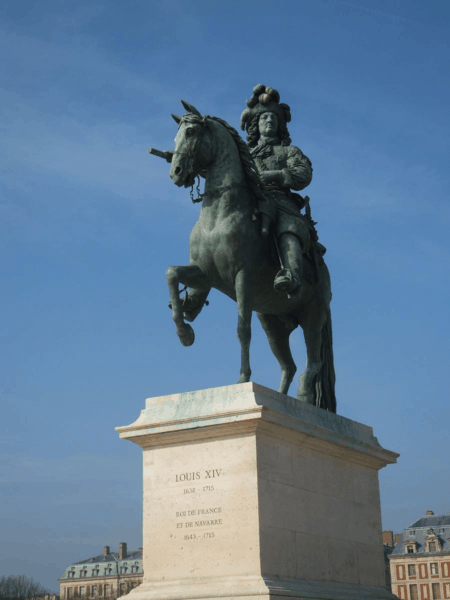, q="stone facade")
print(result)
[59,544,143,600]
[389,511,450,599]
